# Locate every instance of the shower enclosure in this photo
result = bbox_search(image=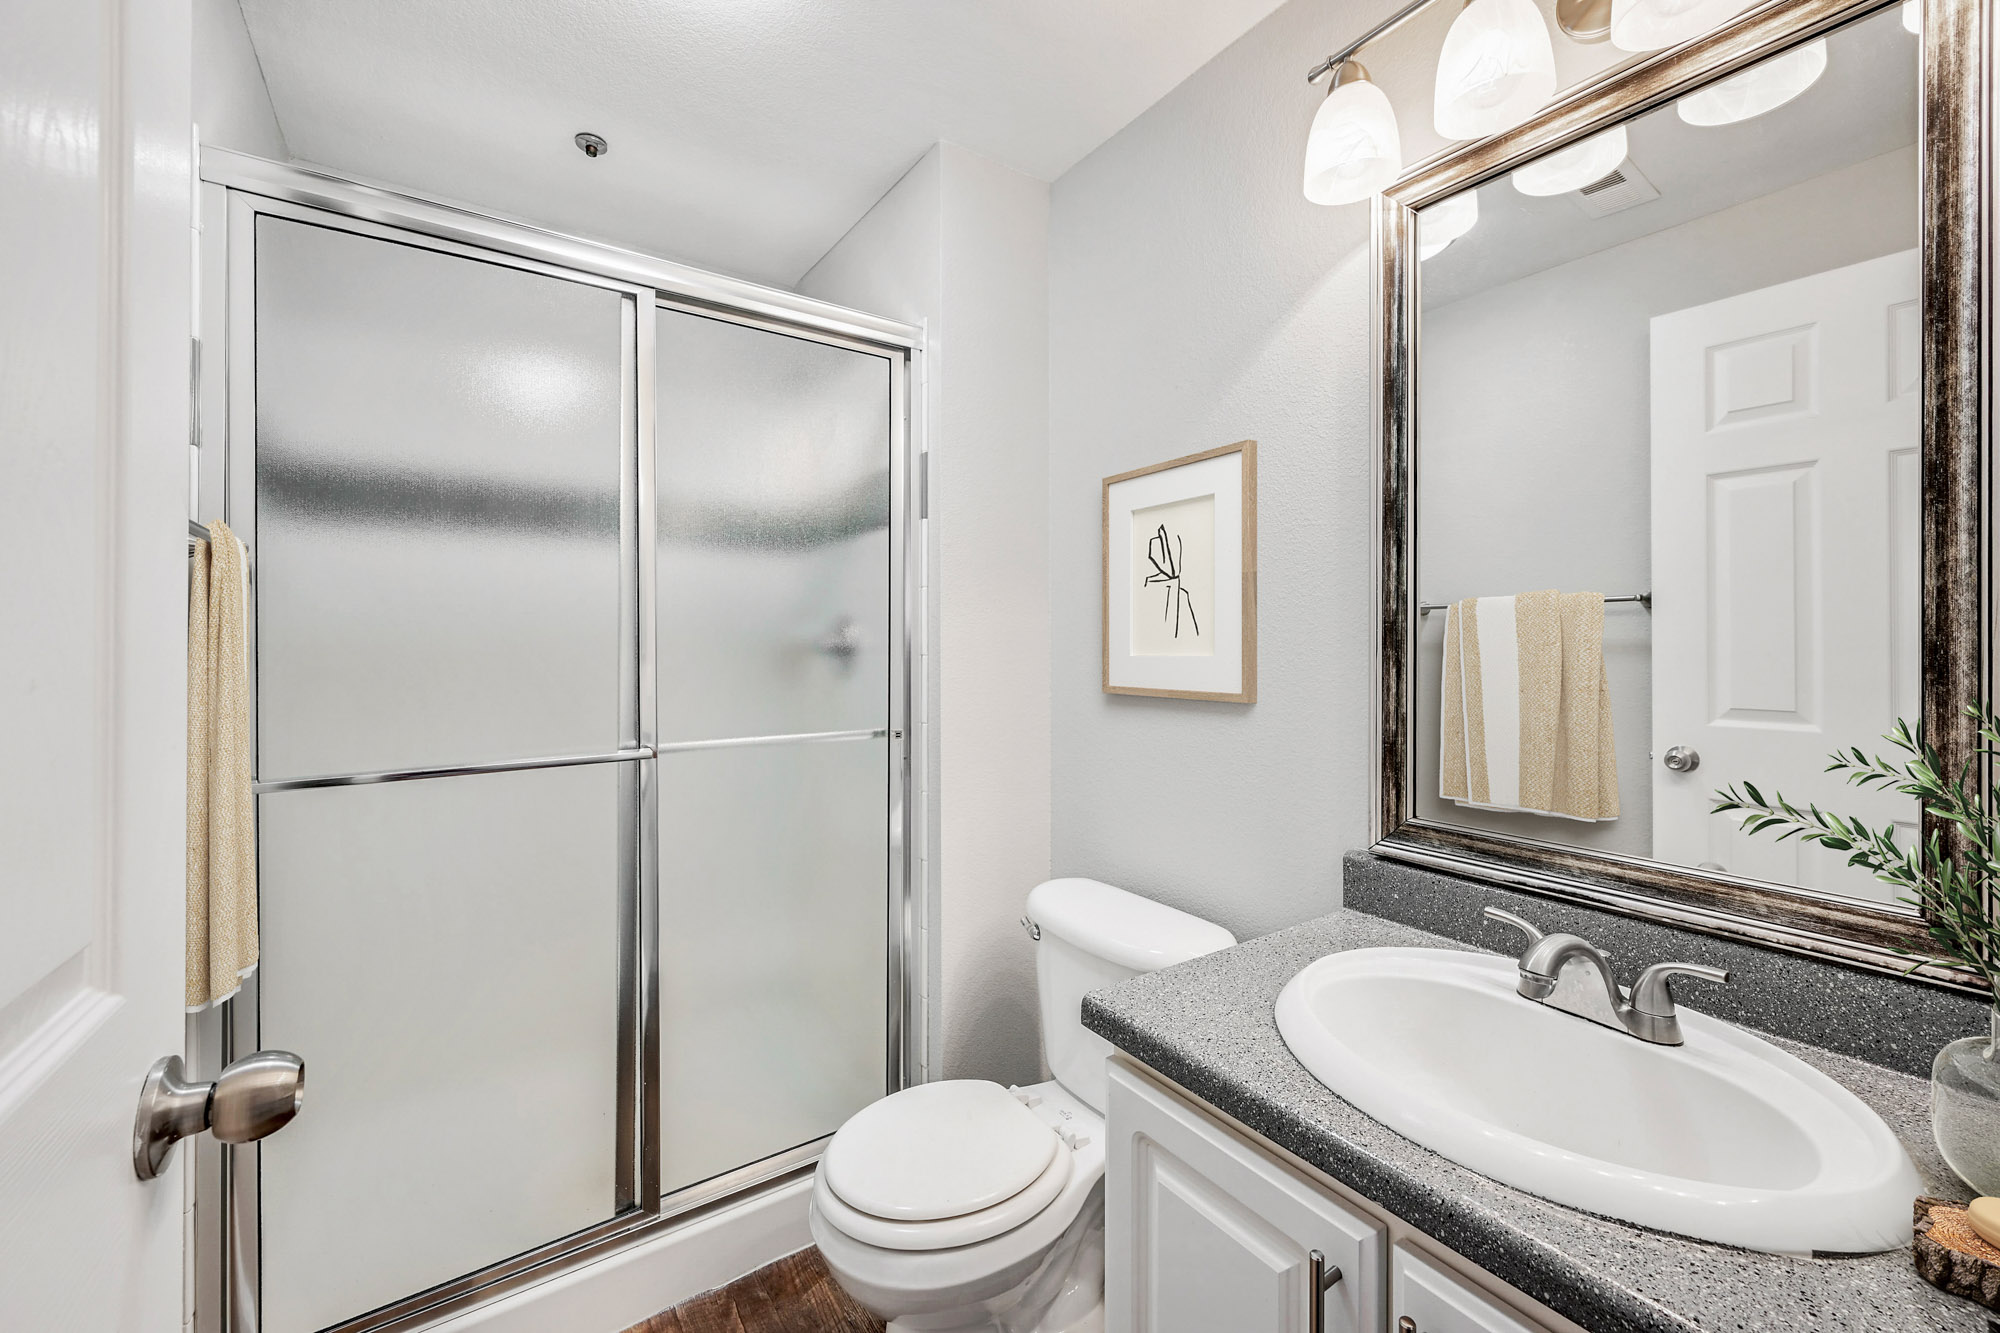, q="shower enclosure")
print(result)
[188,151,922,1333]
